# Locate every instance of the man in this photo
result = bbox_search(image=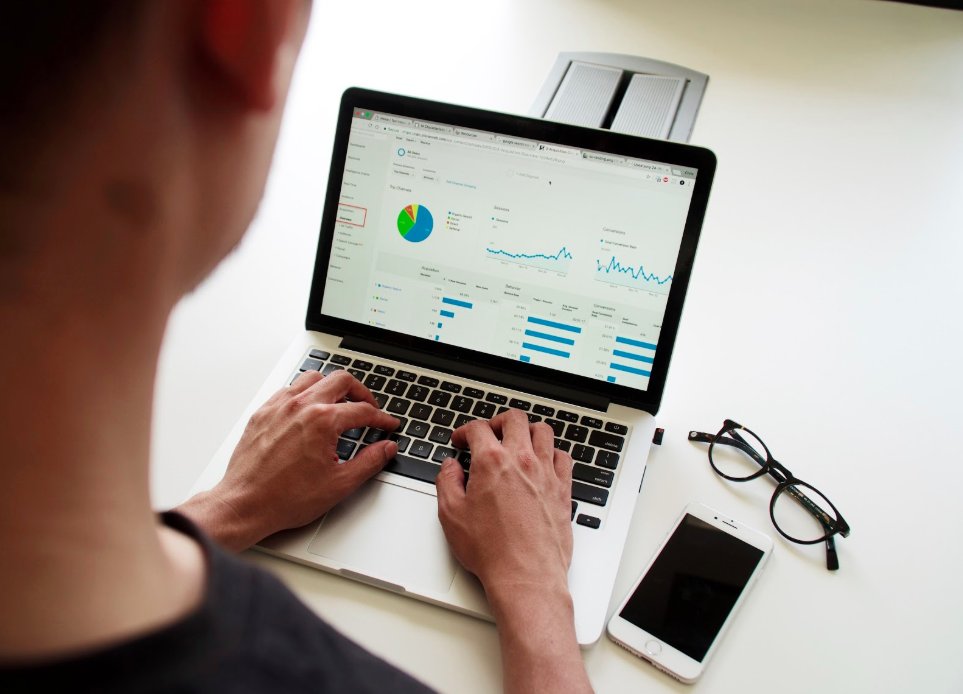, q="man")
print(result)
[0,2,594,693]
